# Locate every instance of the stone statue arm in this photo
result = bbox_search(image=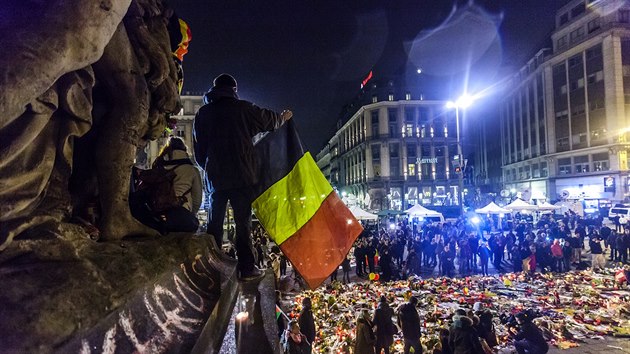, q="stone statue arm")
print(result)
[0,0,132,128]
